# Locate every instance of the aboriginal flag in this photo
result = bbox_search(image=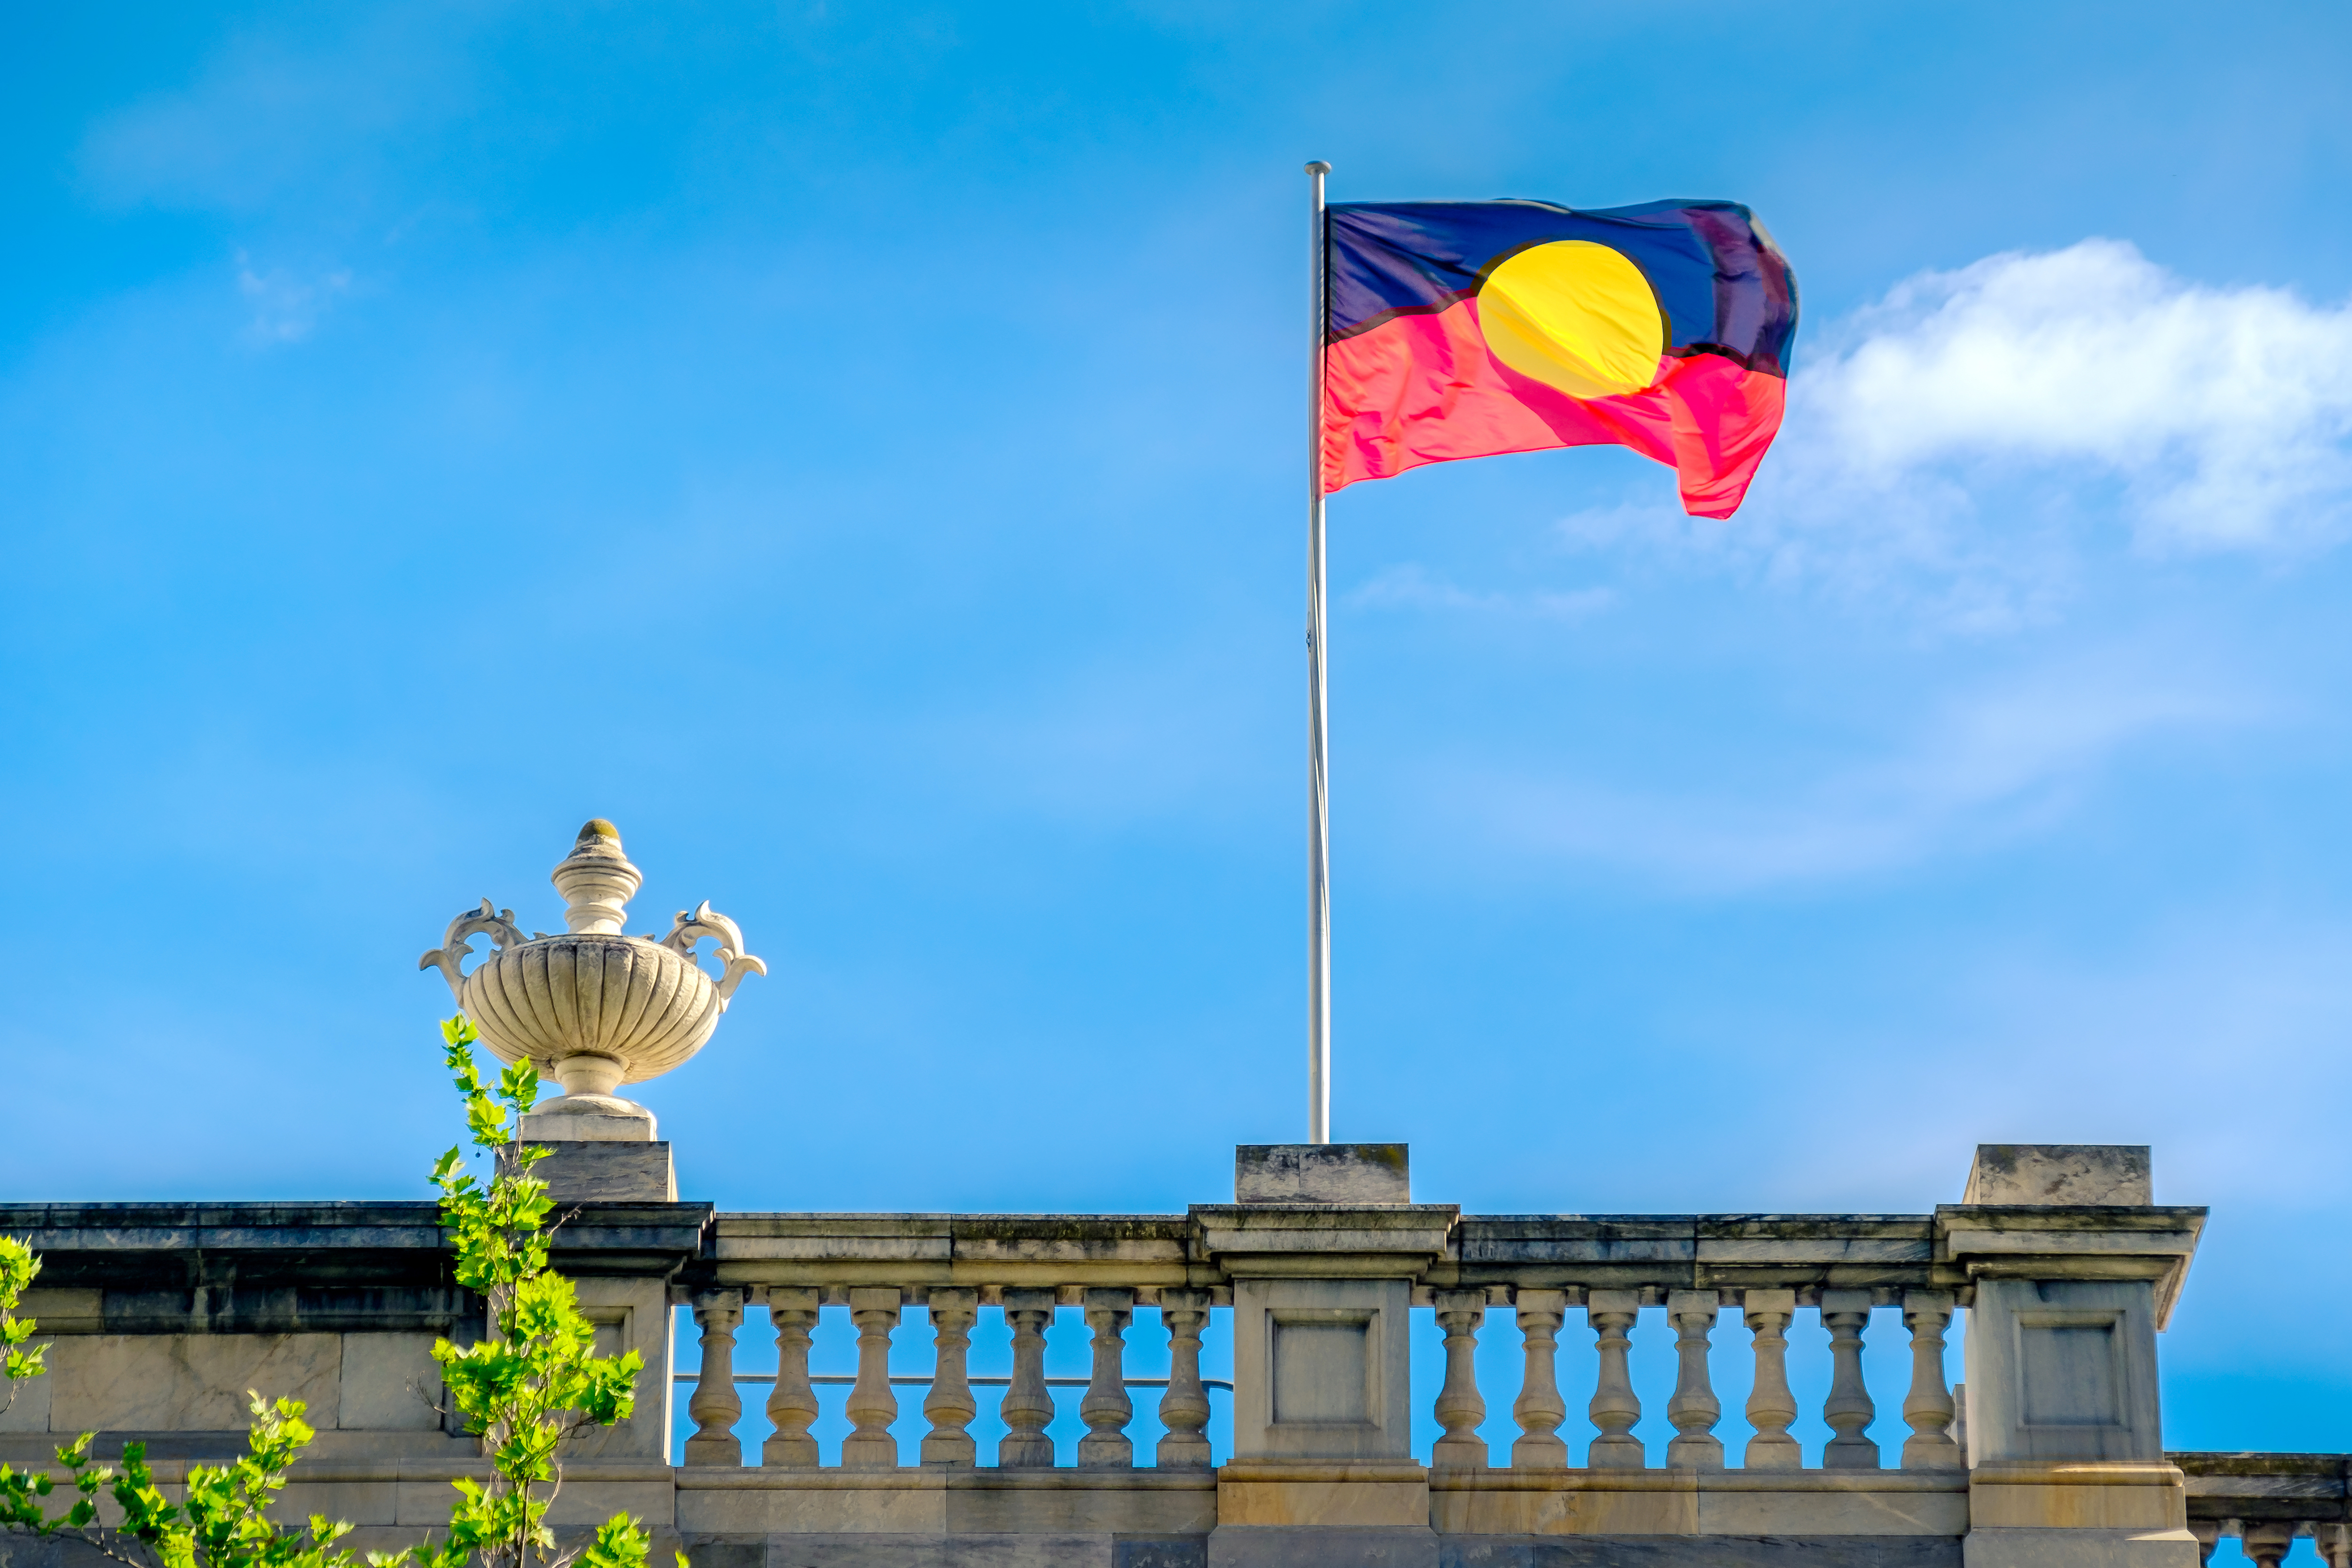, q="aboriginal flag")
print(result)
[1322,199,1797,519]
